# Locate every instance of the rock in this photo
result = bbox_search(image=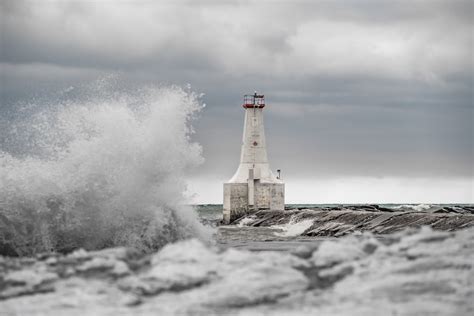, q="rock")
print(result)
[310,234,380,267]
[1,269,58,299]
[230,206,474,237]
[0,228,473,315]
